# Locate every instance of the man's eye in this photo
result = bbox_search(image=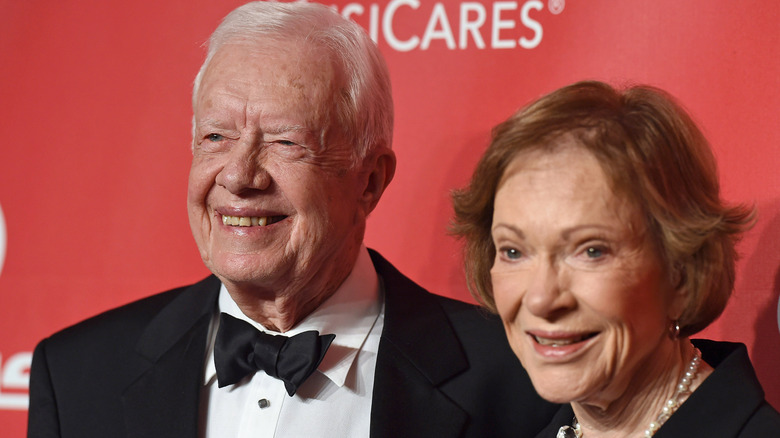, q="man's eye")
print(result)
[276,140,296,146]
[207,133,224,142]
